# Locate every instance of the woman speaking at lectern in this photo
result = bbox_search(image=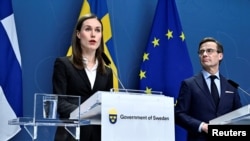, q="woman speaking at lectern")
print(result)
[52,13,113,141]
